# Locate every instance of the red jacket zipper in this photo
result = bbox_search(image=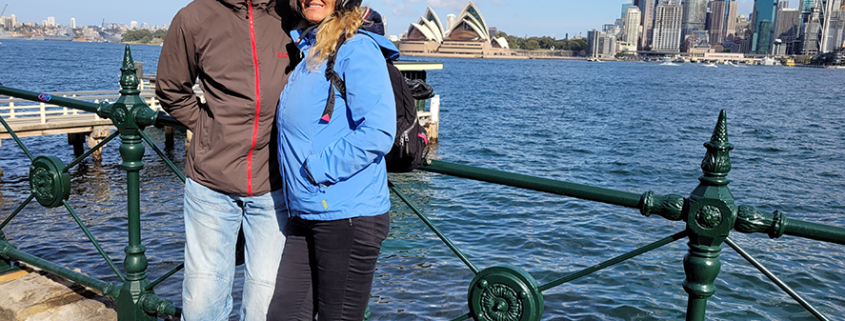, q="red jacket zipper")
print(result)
[246,0,261,196]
